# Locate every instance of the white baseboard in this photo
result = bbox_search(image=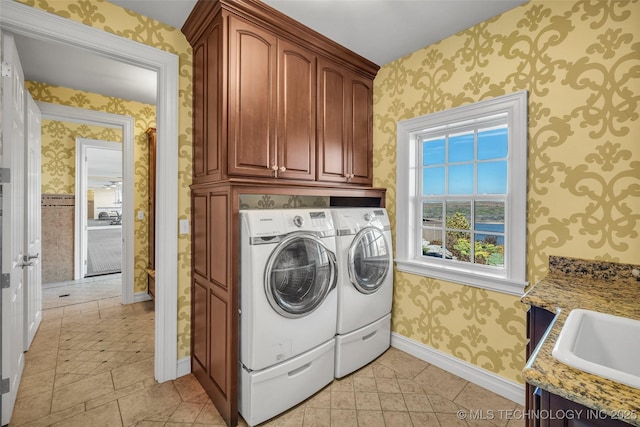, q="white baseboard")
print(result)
[391,332,524,406]
[134,292,152,303]
[177,356,191,378]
